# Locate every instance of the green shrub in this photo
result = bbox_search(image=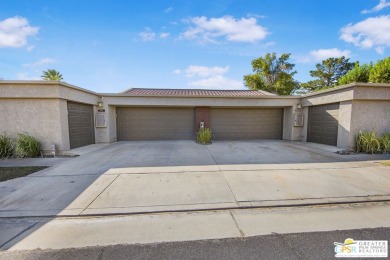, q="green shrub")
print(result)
[15,133,41,158]
[355,131,382,154]
[197,128,212,145]
[369,57,390,83]
[0,133,14,158]
[381,132,390,153]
